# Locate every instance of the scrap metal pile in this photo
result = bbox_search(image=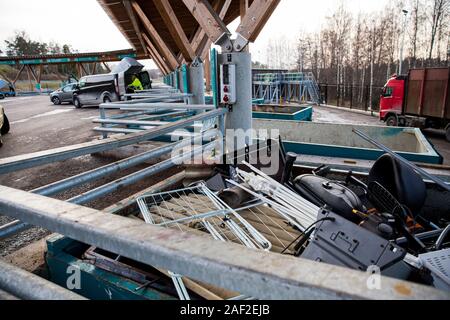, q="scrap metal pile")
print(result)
[95,133,450,299]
